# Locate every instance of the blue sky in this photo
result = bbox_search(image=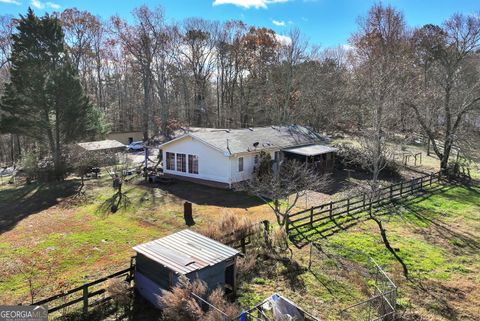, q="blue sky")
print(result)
[1,0,479,47]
